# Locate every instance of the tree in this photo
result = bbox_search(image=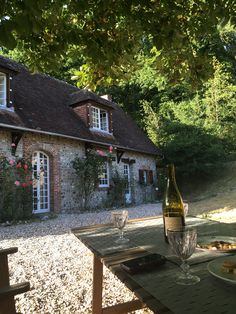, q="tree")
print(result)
[203,58,236,130]
[1,0,236,86]
[202,57,236,156]
[140,55,236,175]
